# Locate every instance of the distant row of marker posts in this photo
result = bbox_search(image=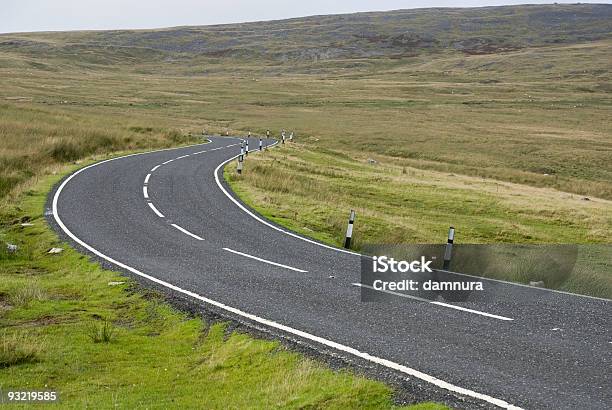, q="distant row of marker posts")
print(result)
[236,129,295,175]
